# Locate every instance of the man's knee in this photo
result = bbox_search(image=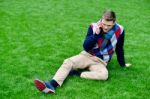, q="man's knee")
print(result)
[62,59,74,69]
[97,70,108,80]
